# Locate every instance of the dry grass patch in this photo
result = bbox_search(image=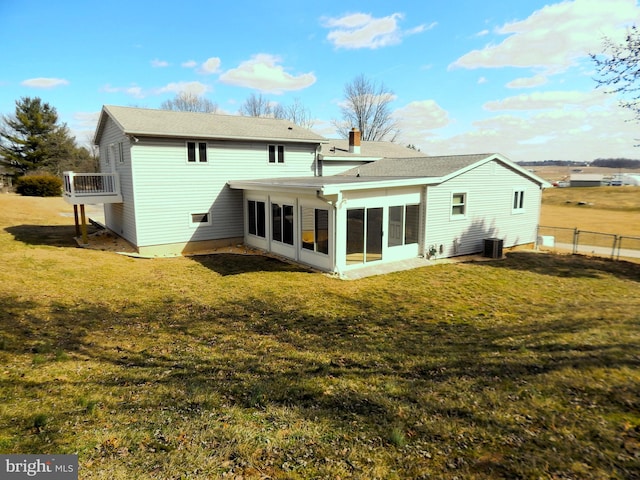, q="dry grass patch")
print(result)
[541,186,640,237]
[1,195,639,479]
